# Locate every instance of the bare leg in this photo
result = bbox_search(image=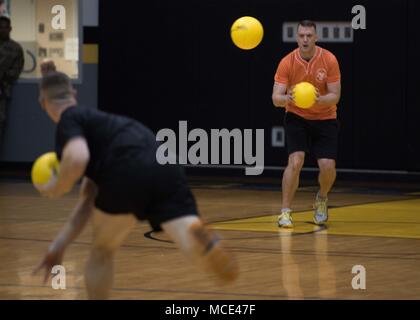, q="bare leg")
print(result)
[162,216,239,284]
[282,152,305,209]
[161,216,199,258]
[85,248,114,300]
[85,210,137,300]
[317,159,336,198]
